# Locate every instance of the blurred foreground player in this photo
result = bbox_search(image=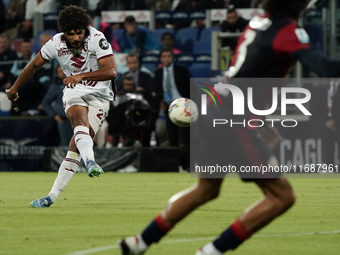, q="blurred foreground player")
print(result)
[120,0,340,254]
[6,5,117,208]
